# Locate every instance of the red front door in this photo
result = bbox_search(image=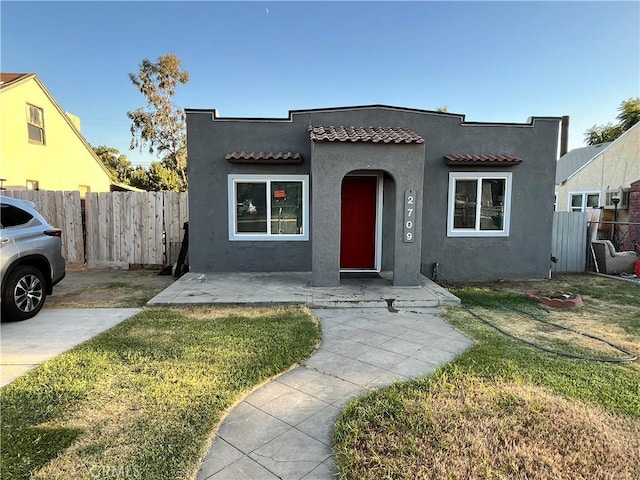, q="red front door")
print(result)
[341,175,377,269]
